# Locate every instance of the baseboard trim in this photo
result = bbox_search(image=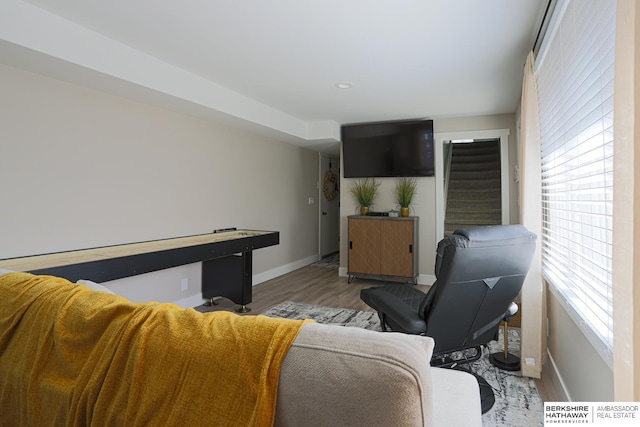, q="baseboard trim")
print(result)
[173,257,433,307]
[417,274,435,285]
[174,257,435,308]
[547,349,571,401]
[173,293,207,309]
[253,254,320,285]
[172,254,321,308]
